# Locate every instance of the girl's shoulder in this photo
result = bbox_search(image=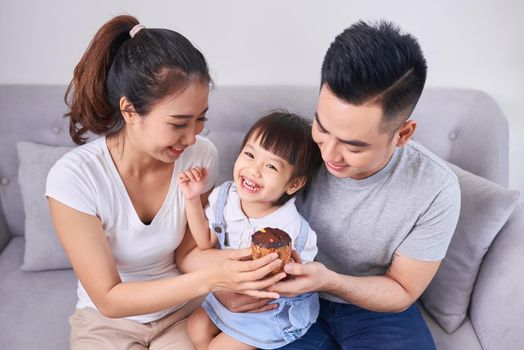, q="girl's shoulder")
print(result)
[208,180,235,206]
